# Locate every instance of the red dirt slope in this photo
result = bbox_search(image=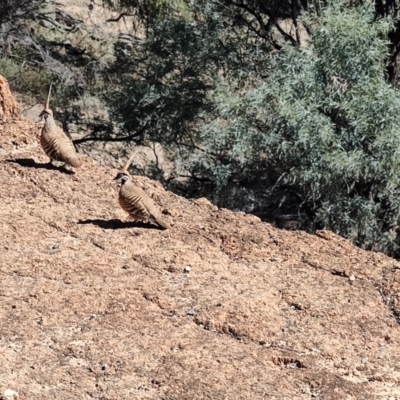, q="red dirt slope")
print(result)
[1,88,400,399]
